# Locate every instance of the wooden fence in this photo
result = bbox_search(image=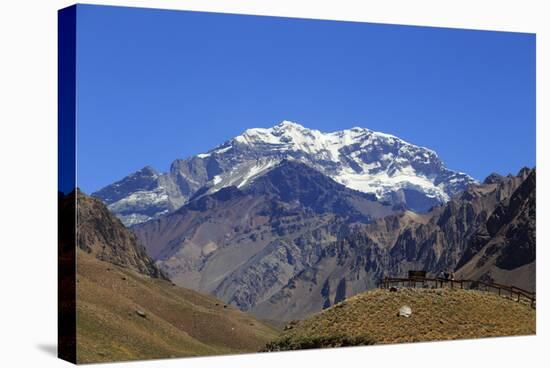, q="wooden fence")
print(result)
[380,276,536,308]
